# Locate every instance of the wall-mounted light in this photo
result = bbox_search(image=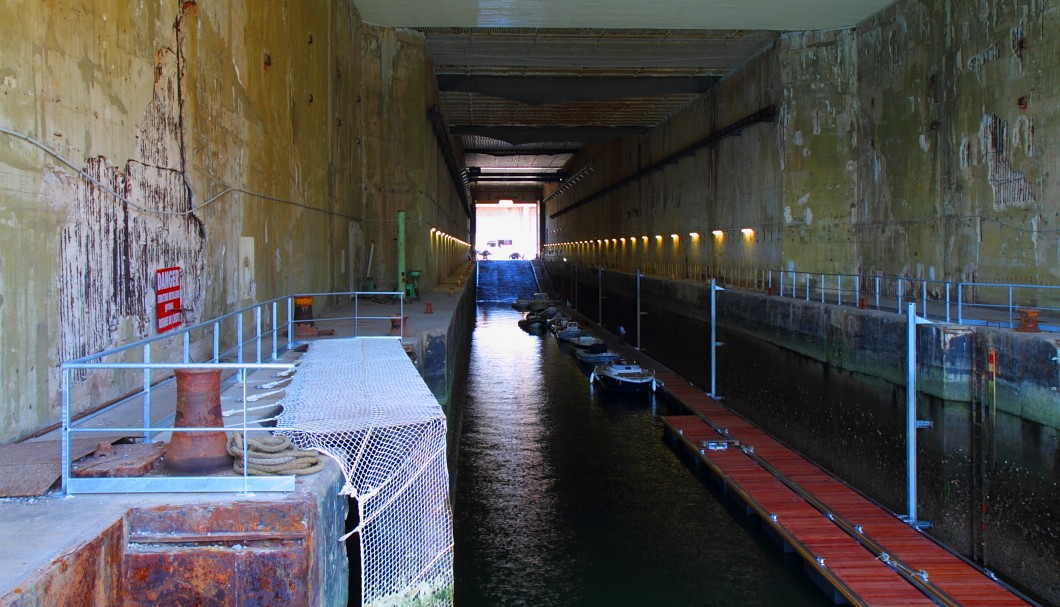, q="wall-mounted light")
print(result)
[670,233,679,240]
[712,230,724,237]
[741,228,755,236]
[430,227,437,233]
[654,235,663,241]
[689,232,700,238]
[620,237,626,243]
